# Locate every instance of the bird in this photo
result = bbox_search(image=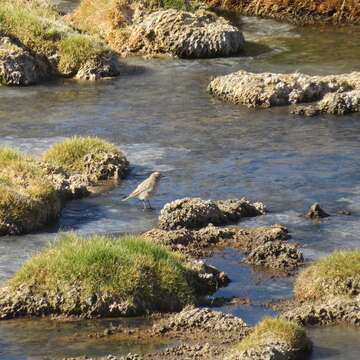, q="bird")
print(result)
[122,171,162,209]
